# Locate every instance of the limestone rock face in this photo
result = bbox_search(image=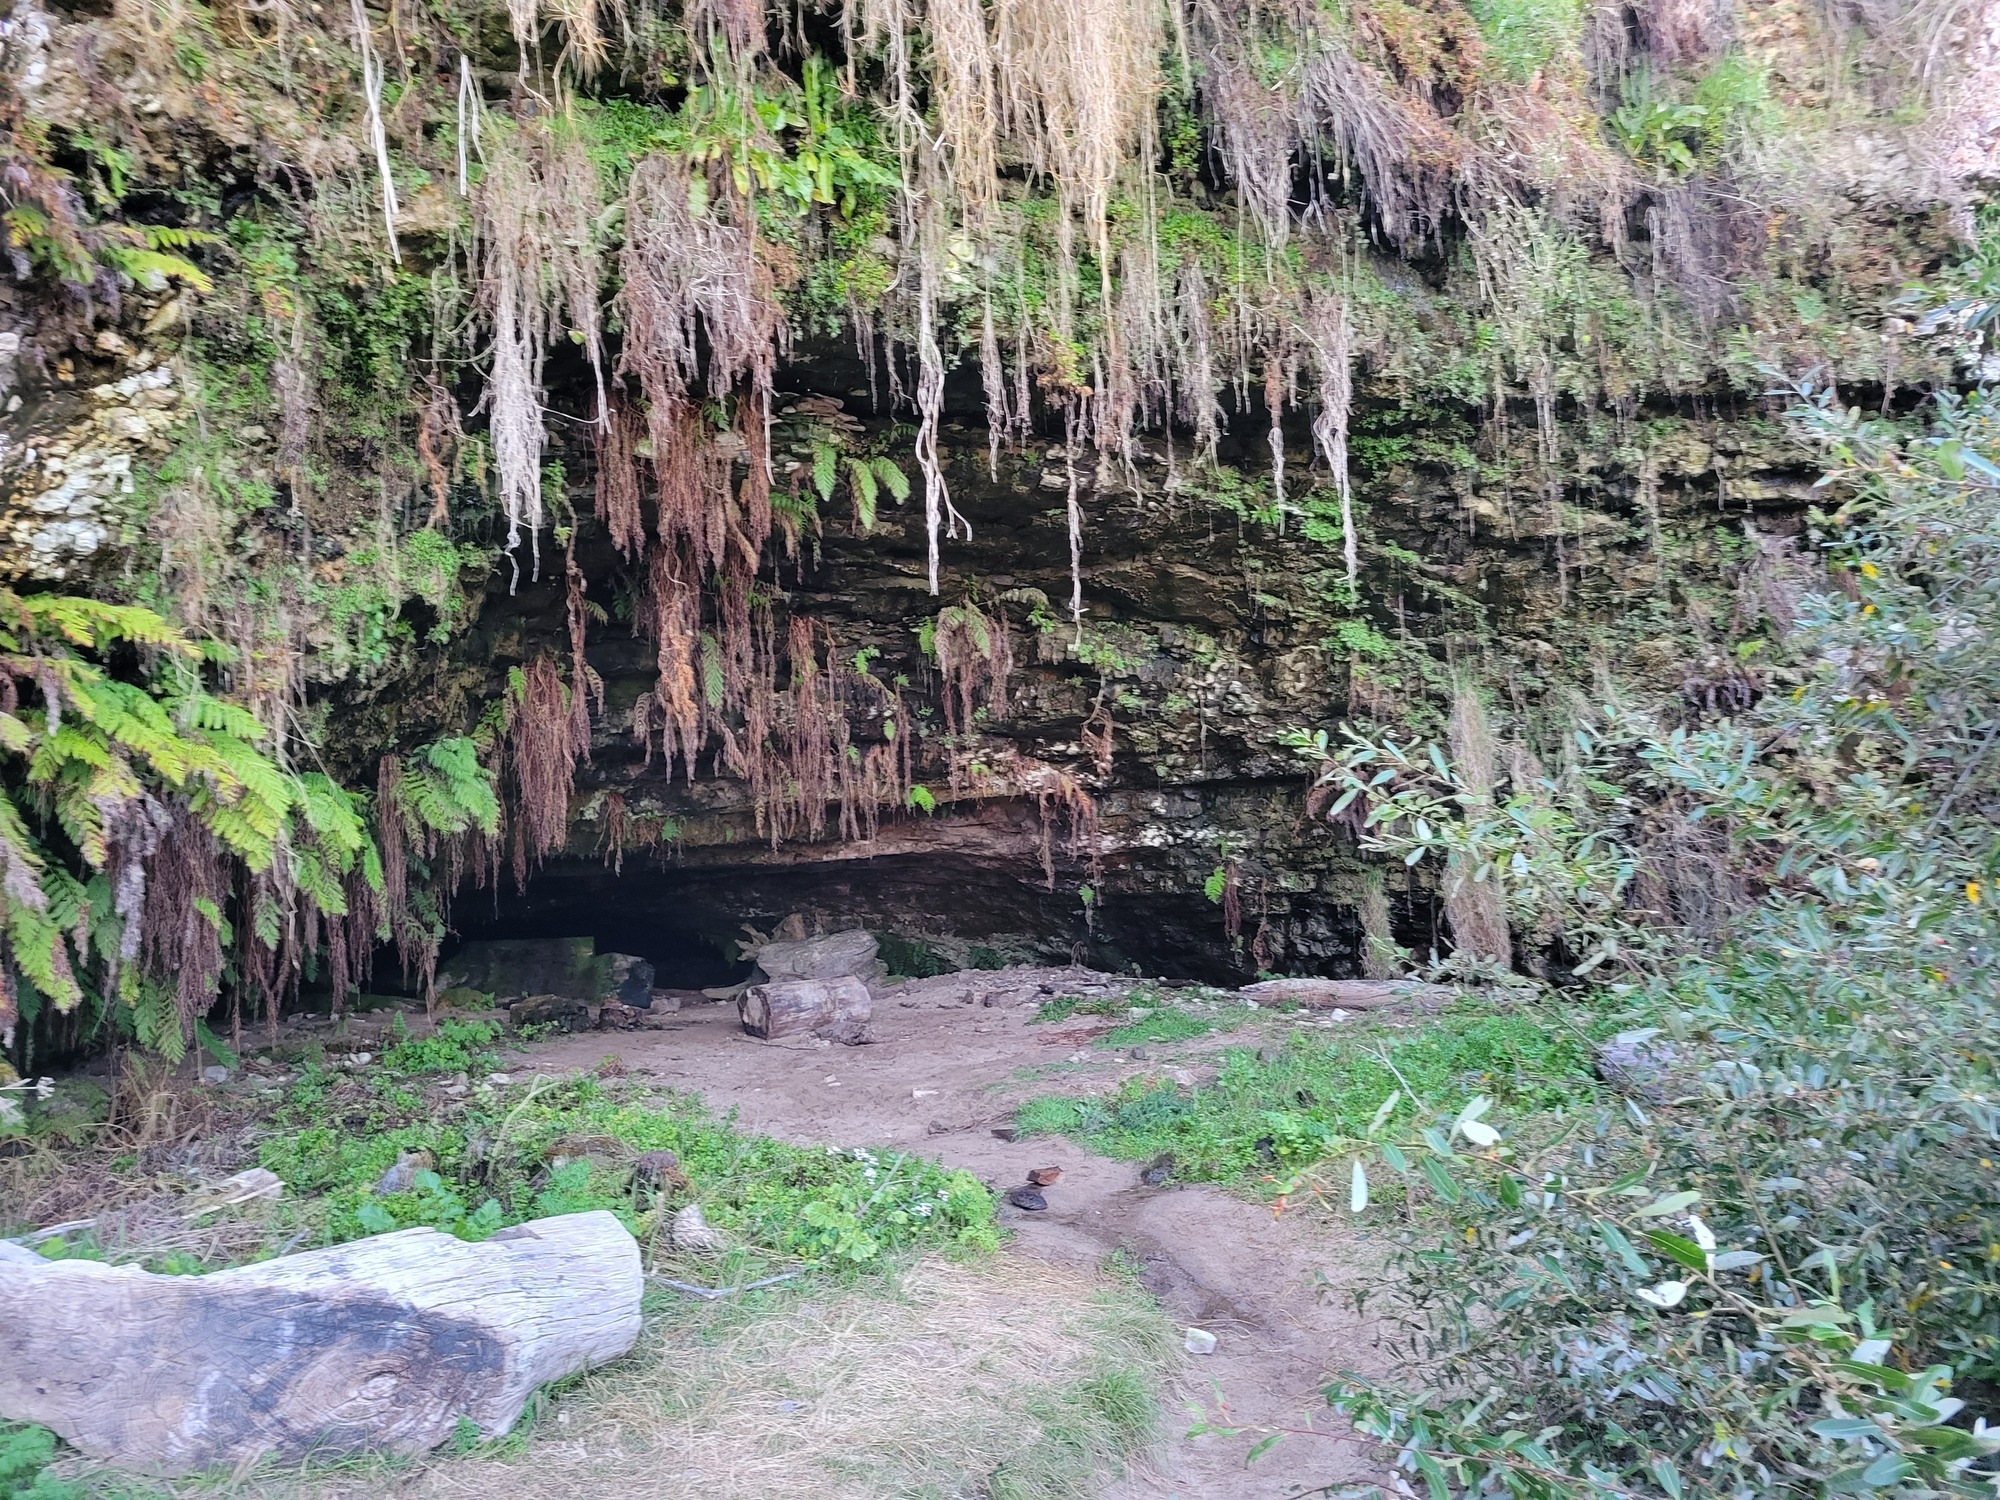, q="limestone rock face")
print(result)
[1,350,188,583]
[424,399,1846,985]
